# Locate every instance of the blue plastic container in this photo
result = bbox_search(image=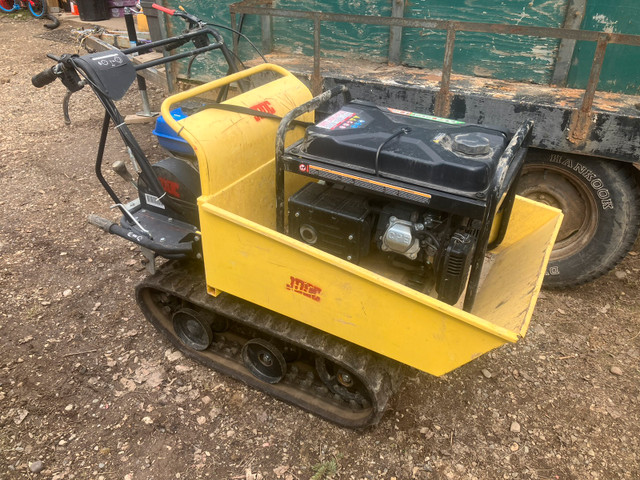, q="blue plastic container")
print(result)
[153,108,196,158]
